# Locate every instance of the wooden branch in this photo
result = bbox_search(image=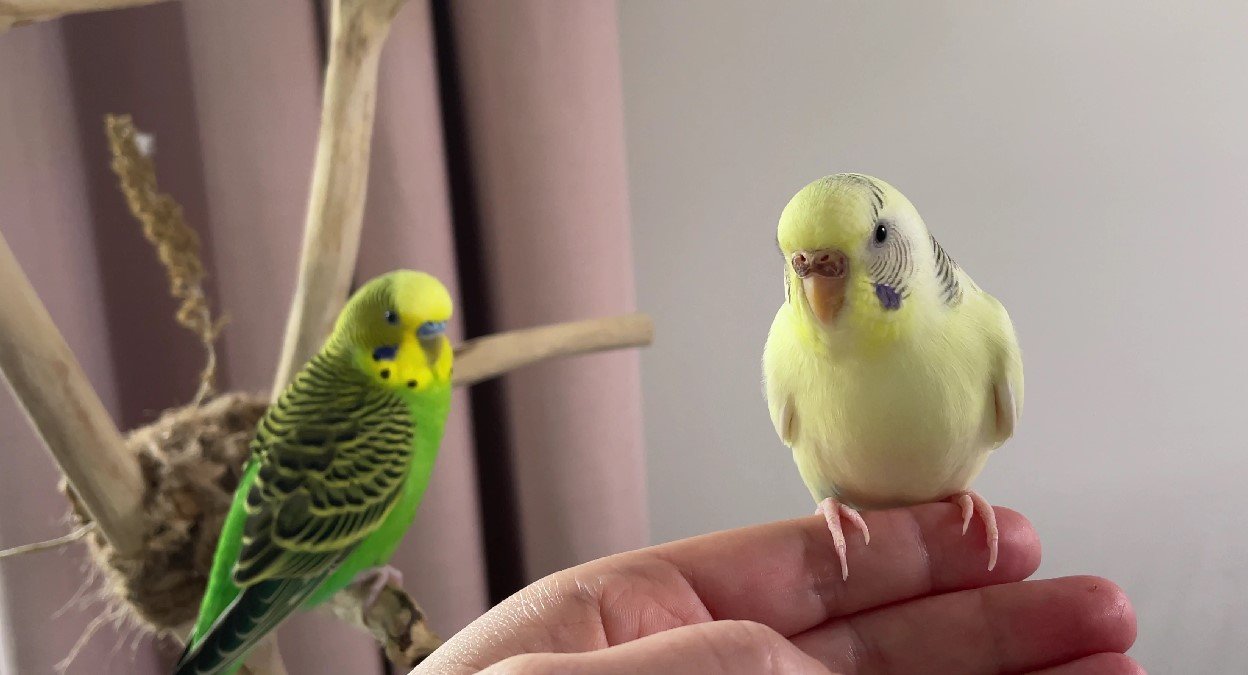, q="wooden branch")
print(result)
[0,230,145,556]
[0,0,168,32]
[324,584,441,668]
[452,313,655,387]
[271,0,408,396]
